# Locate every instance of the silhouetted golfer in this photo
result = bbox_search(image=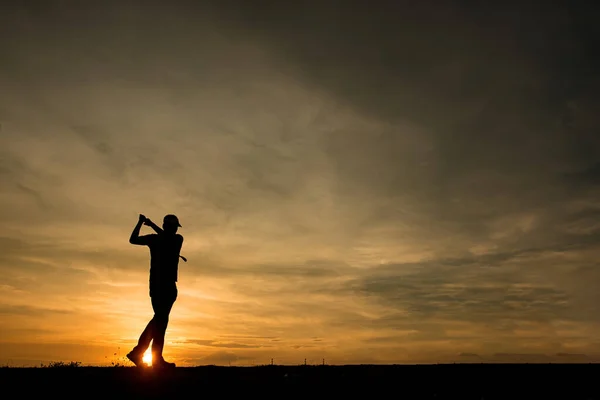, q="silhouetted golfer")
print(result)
[127,213,184,368]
